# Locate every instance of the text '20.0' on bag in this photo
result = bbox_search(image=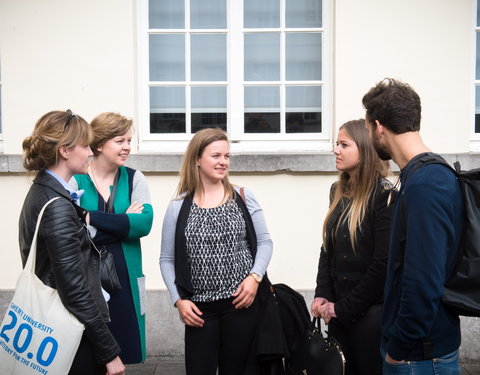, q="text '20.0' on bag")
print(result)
[0,197,85,375]
[288,317,345,375]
